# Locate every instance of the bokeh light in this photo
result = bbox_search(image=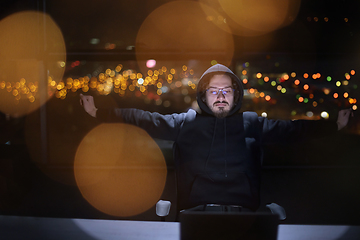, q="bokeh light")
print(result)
[135,1,234,75]
[0,11,66,117]
[74,123,167,217]
[200,0,301,36]
[321,111,329,119]
[306,111,314,118]
[146,59,156,68]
